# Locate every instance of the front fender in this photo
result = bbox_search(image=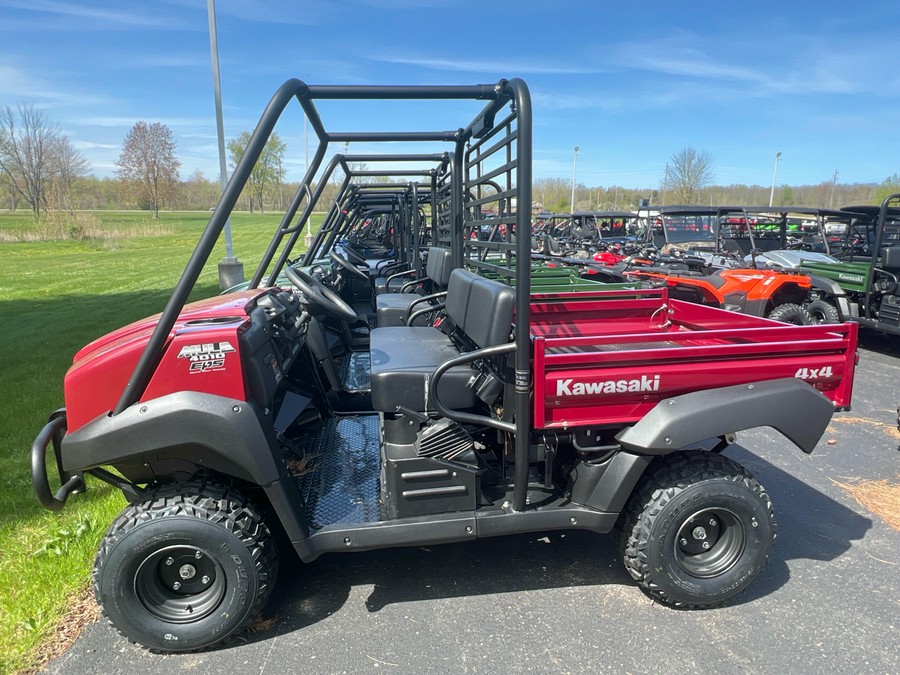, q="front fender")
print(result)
[615,378,835,455]
[61,391,283,484]
[808,274,853,319]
